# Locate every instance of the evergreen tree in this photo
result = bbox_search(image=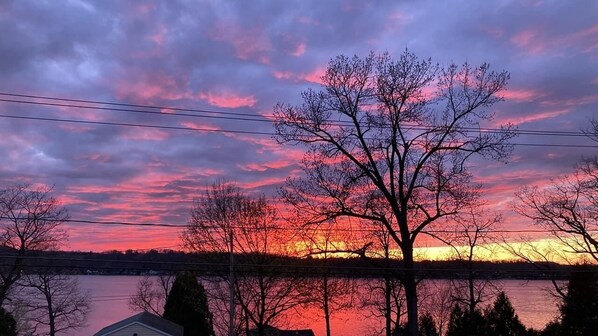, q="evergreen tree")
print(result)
[485,292,526,336]
[389,316,438,336]
[163,272,215,336]
[419,312,439,336]
[538,321,561,336]
[558,265,598,336]
[446,304,488,336]
[0,307,17,336]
